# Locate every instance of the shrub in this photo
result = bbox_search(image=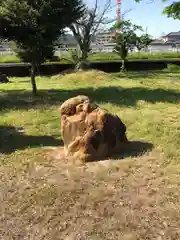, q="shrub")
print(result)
[166,64,180,72]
